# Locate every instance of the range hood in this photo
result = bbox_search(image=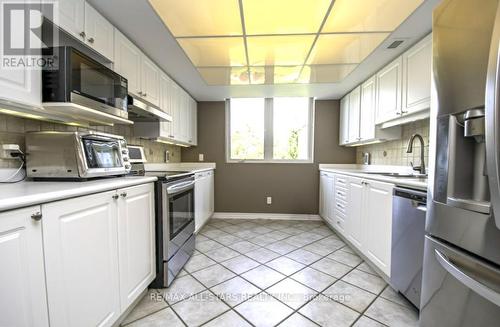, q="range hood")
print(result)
[127,95,172,122]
